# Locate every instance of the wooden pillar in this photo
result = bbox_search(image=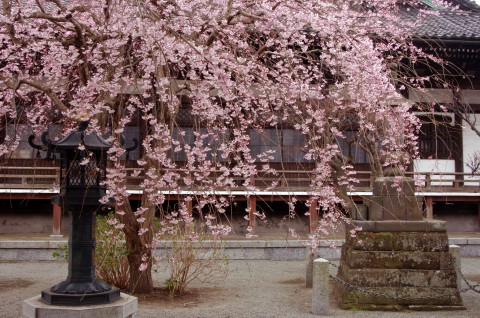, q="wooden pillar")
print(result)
[185,198,193,215]
[247,196,256,230]
[425,197,433,220]
[309,198,318,234]
[51,203,62,236]
[185,197,193,232]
